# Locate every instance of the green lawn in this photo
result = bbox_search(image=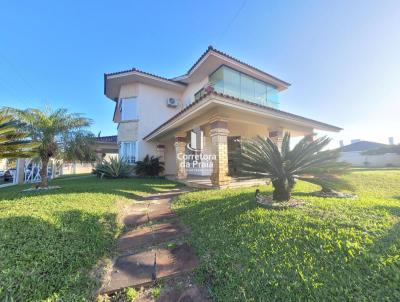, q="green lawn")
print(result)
[173,170,400,301]
[0,176,180,301]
